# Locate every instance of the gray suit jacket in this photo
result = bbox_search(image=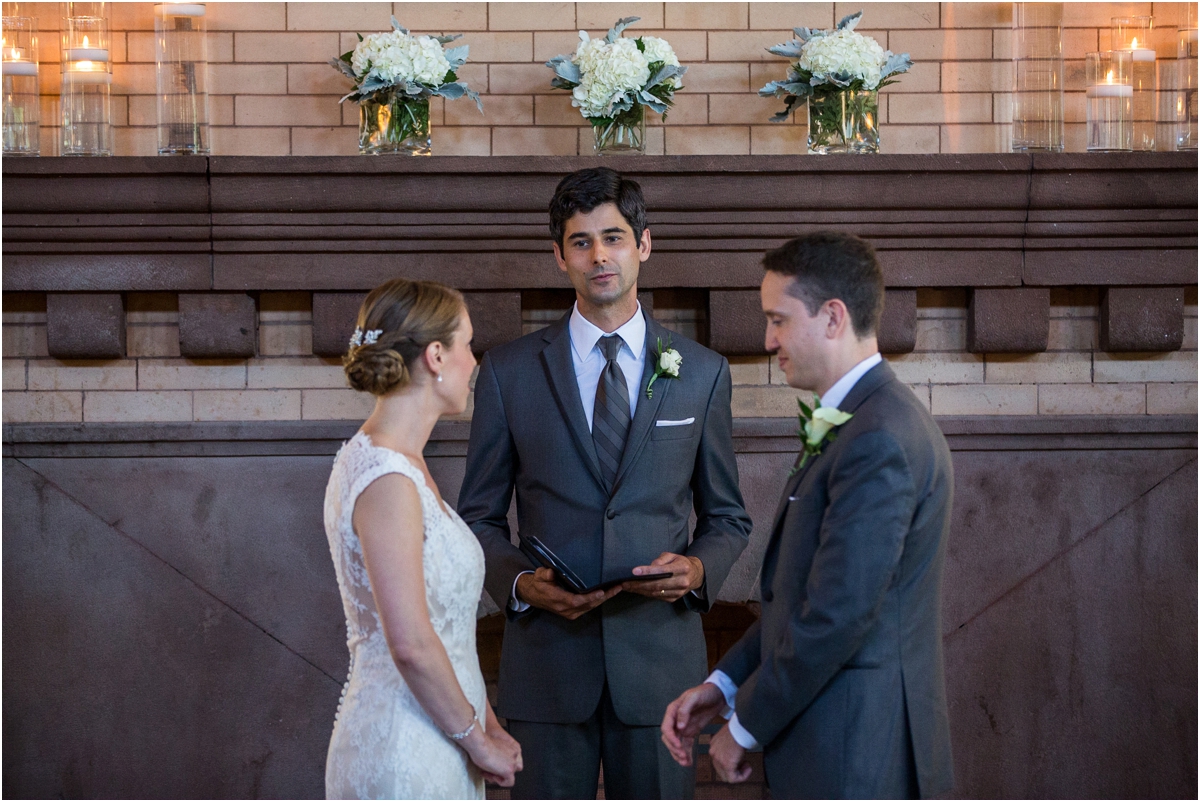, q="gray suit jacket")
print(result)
[716,361,954,799]
[458,309,751,726]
